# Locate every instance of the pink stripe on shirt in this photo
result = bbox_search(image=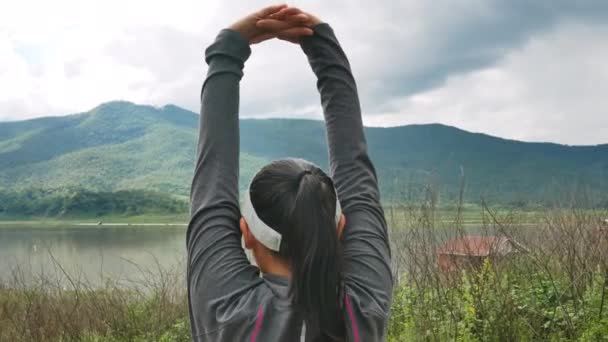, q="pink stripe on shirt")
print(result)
[345,294,360,342]
[251,305,264,342]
